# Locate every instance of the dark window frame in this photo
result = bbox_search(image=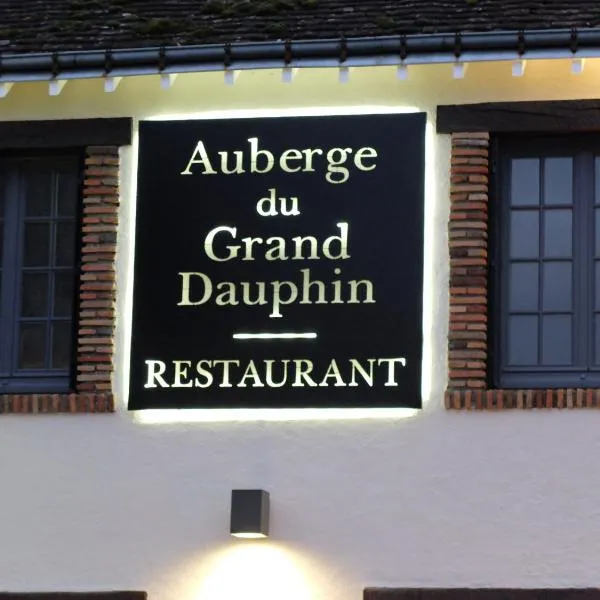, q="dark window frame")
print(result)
[365,588,600,600]
[0,151,83,394]
[0,593,146,600]
[492,133,600,389]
